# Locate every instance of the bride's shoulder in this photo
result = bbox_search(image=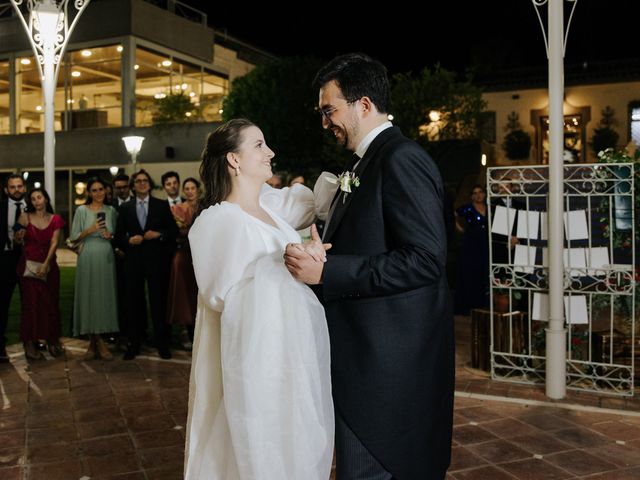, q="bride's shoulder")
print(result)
[190,202,244,234]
